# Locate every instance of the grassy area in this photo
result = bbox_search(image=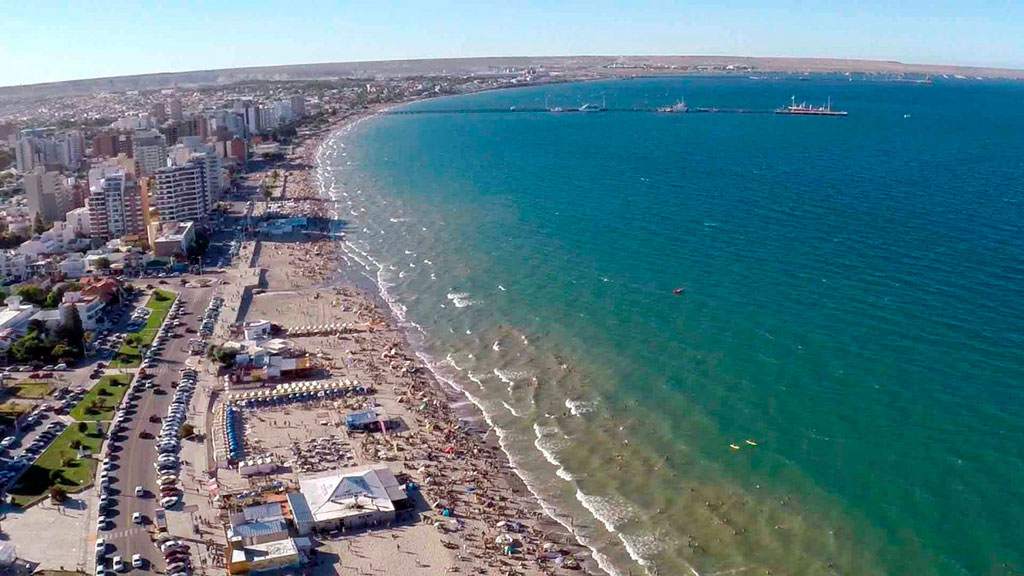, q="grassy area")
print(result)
[0,400,32,429]
[8,421,104,507]
[111,288,175,367]
[69,374,131,421]
[8,381,52,399]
